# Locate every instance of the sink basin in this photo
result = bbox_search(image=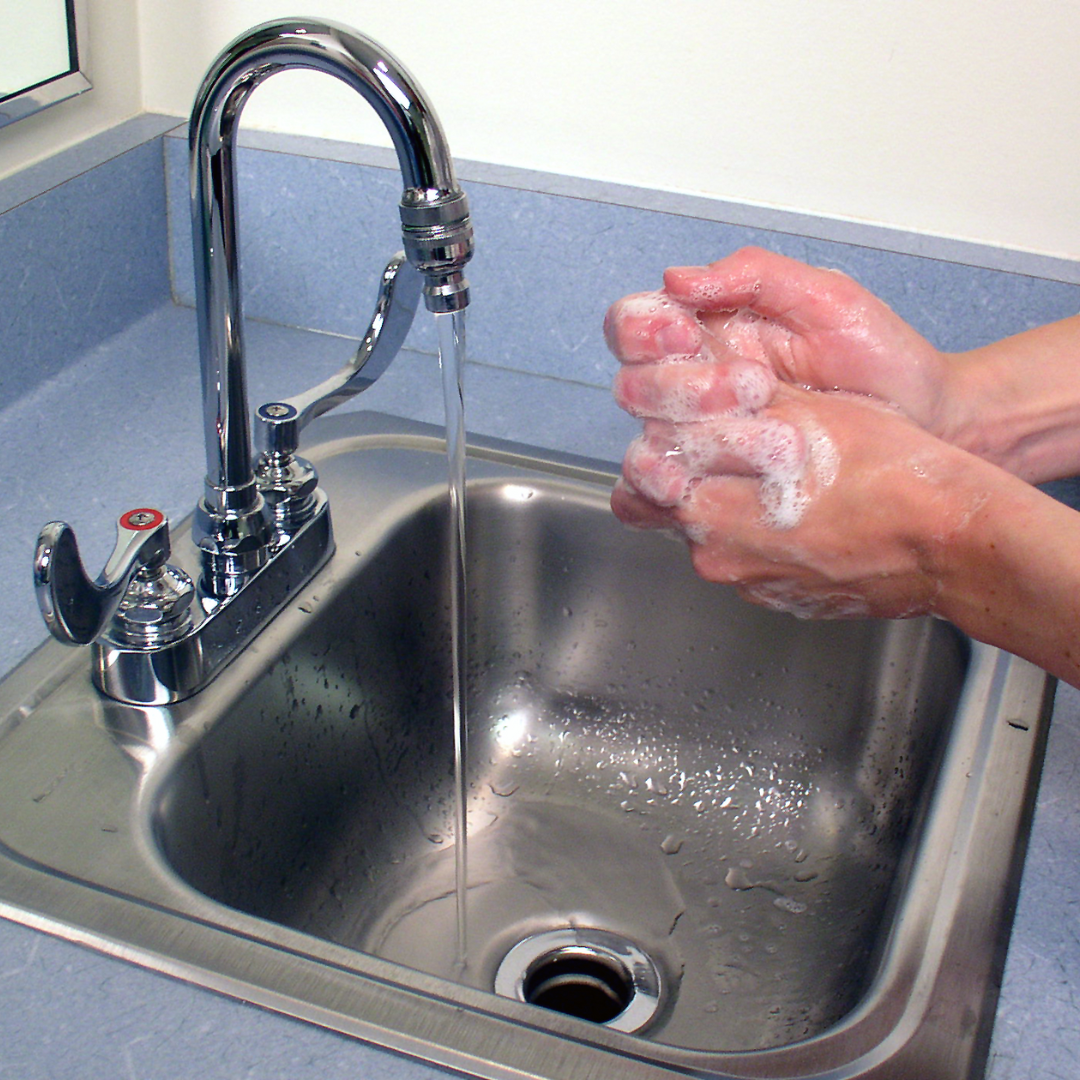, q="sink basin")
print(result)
[0,412,1054,1079]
